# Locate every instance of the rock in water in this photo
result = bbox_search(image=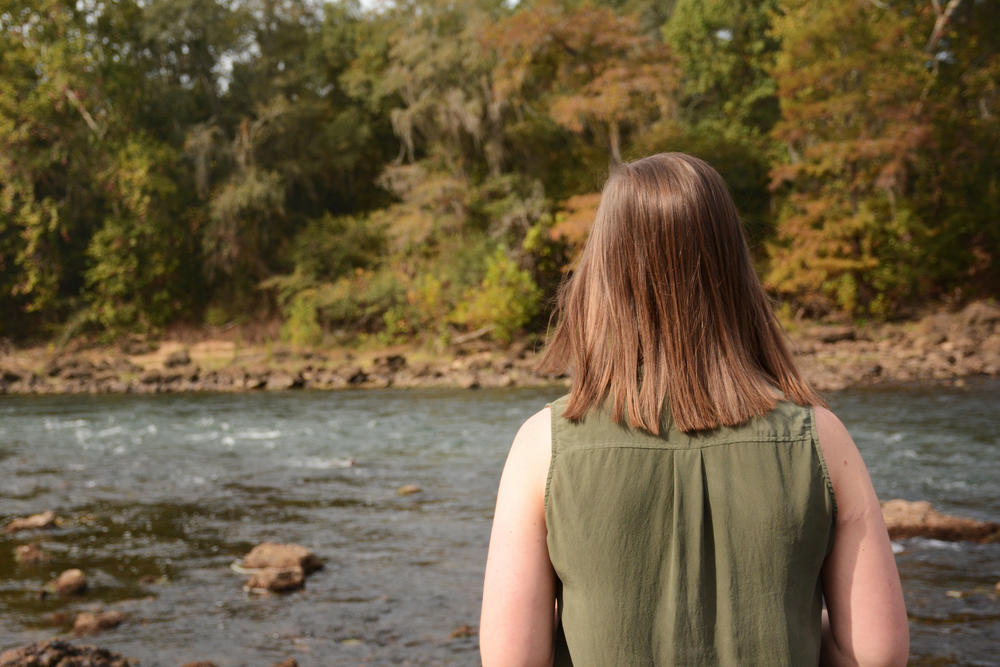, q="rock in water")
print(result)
[245,566,305,593]
[0,640,136,666]
[49,568,87,595]
[73,610,125,635]
[14,543,48,564]
[450,624,477,639]
[881,499,1000,542]
[5,510,56,533]
[397,484,422,496]
[243,543,323,574]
